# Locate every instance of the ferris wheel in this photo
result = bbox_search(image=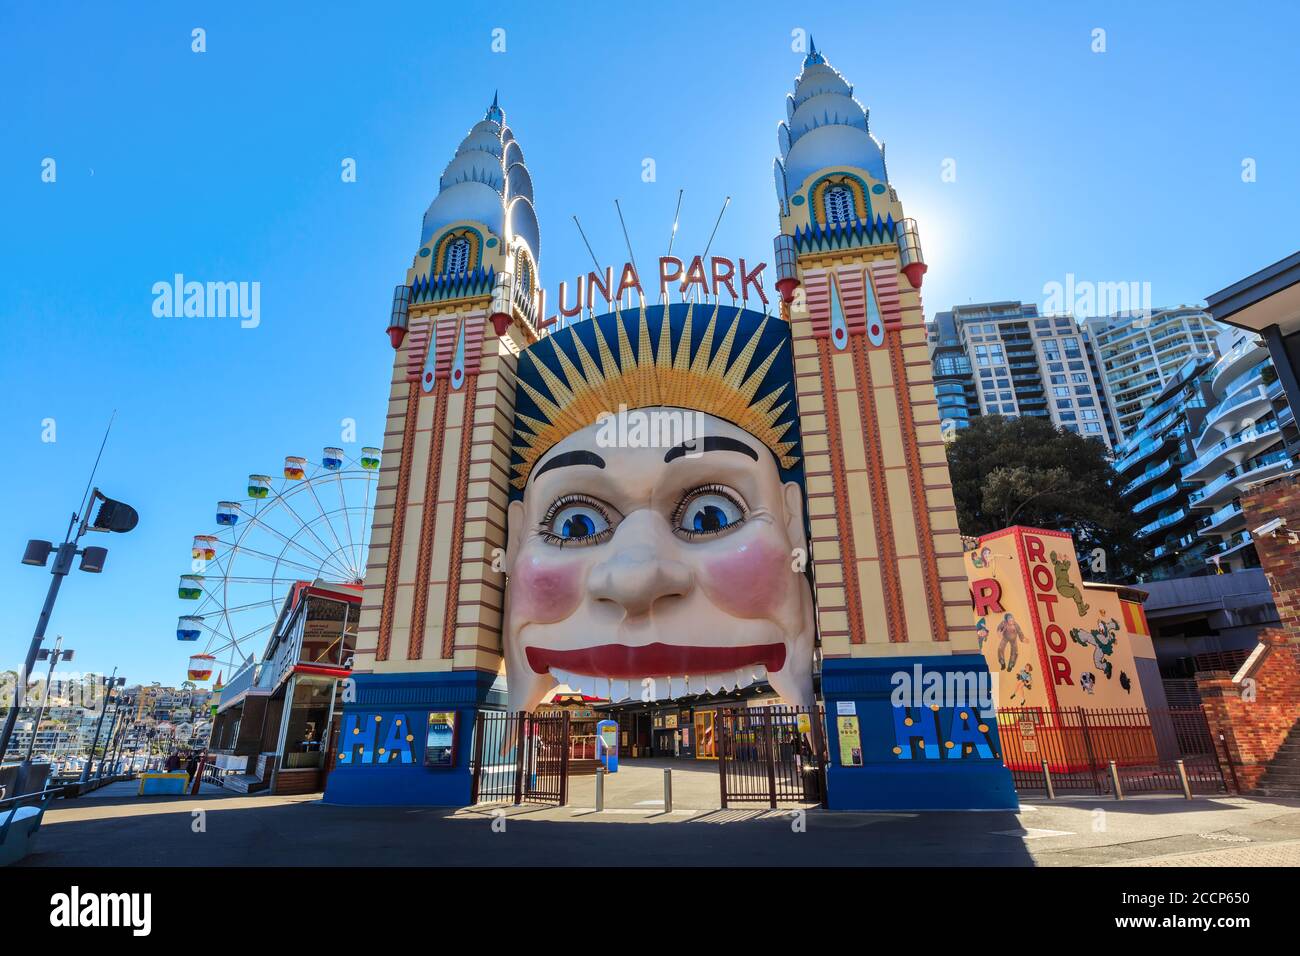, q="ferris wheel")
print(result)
[174,445,380,679]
